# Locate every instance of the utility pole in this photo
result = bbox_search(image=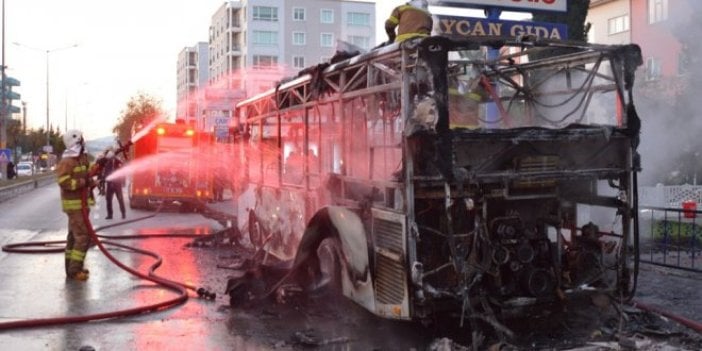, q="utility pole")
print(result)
[13,42,78,152]
[1,0,6,150]
[21,101,26,135]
